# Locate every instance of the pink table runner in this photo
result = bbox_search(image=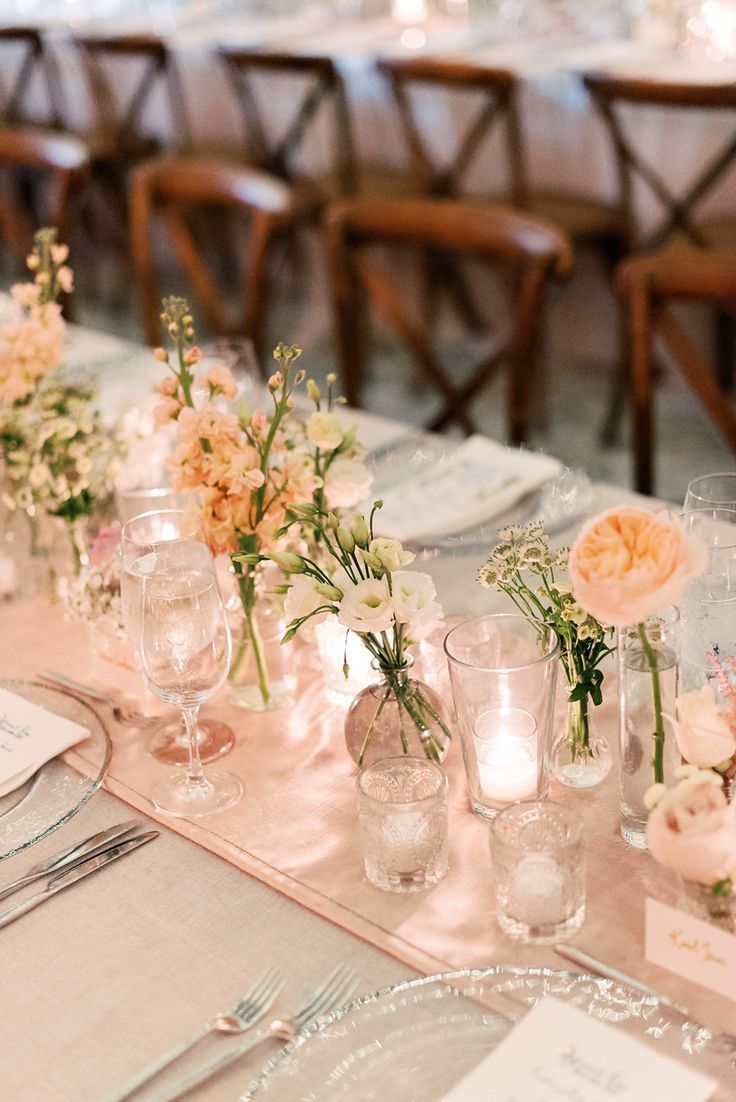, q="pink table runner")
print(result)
[5,596,736,1039]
